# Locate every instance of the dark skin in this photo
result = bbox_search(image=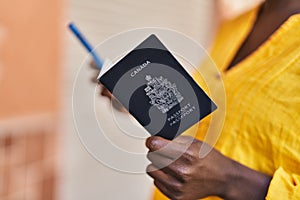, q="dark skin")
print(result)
[146,136,272,200]
[90,61,127,112]
[92,0,300,199]
[228,0,300,69]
